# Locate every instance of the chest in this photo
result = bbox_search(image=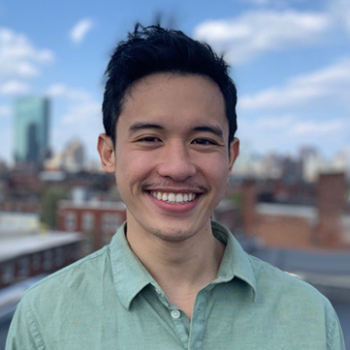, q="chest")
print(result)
[42,283,328,350]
